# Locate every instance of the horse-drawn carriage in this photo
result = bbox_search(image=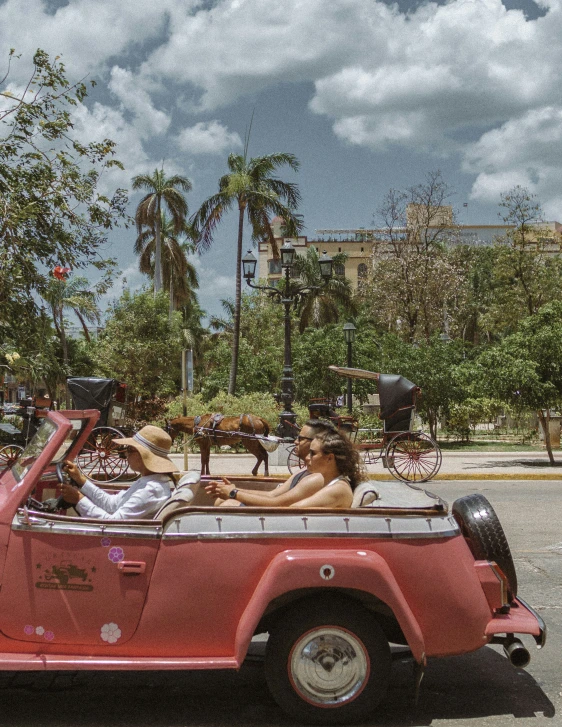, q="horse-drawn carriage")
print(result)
[288,367,442,483]
[67,377,131,482]
[0,396,53,469]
